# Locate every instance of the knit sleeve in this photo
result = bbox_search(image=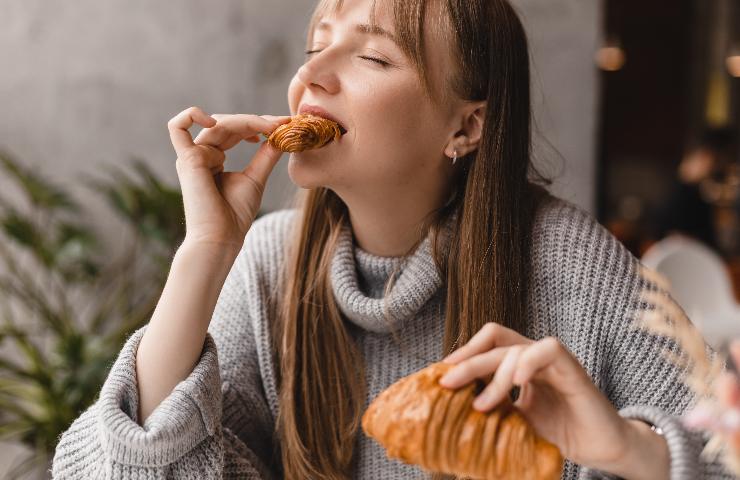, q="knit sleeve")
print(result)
[540,202,734,480]
[51,245,278,479]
